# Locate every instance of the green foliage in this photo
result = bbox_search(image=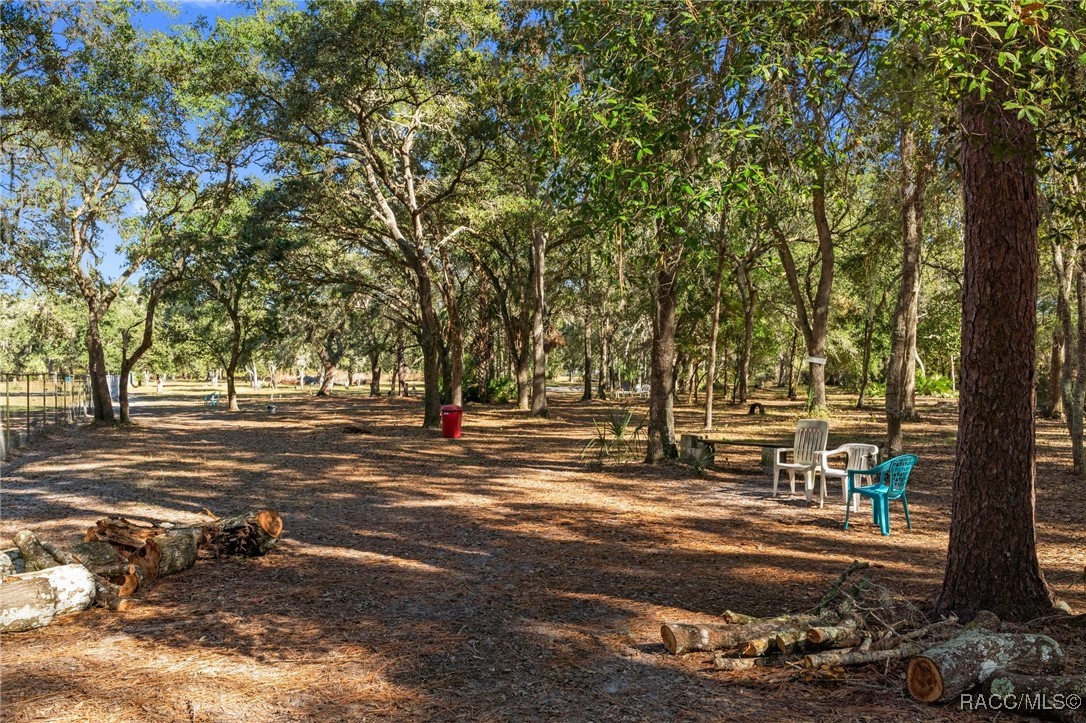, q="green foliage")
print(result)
[580,408,646,464]
[465,375,517,404]
[915,372,956,398]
